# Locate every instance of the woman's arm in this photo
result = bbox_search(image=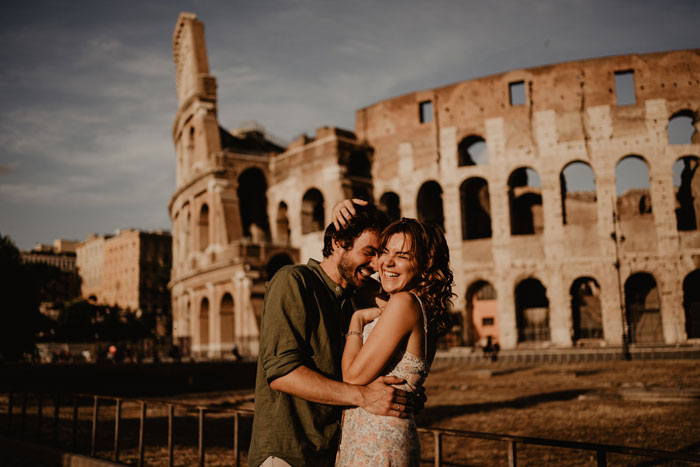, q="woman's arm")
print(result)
[342,292,421,385]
